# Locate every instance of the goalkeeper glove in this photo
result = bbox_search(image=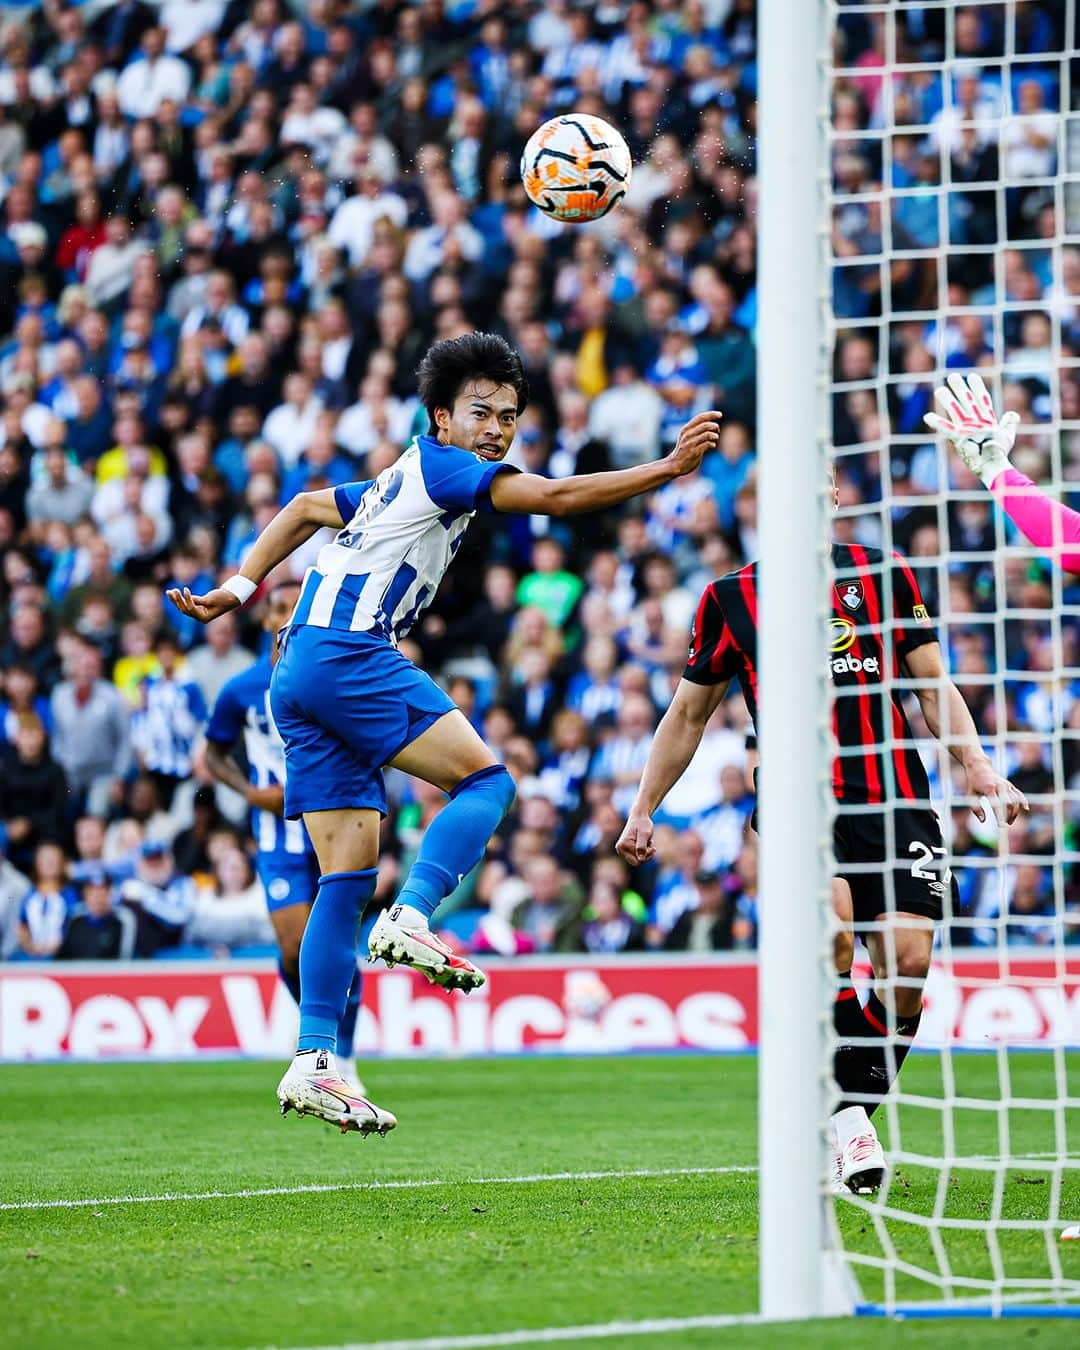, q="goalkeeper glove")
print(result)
[923,371,1019,489]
